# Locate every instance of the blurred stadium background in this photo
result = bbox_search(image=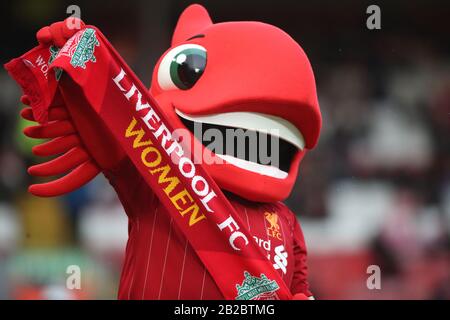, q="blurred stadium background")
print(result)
[0,0,449,299]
